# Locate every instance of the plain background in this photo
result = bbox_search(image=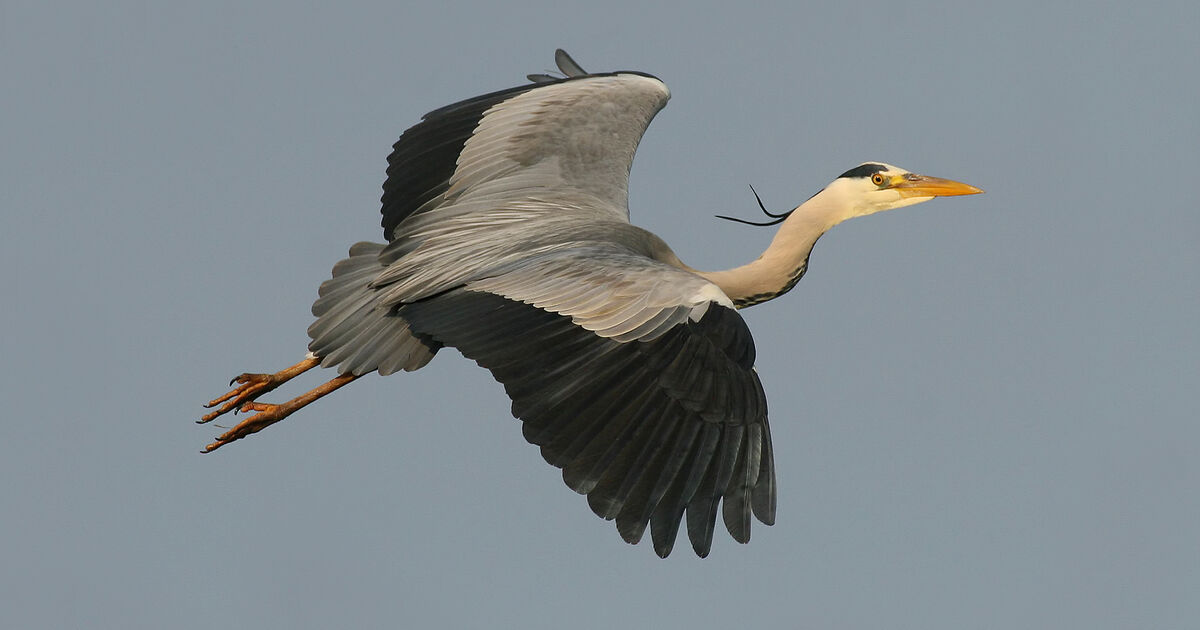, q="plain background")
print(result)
[2,1,1197,628]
